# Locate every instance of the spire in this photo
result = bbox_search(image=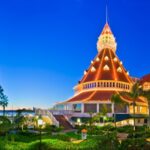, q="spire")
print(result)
[106,4,108,23]
[97,23,117,53]
[97,1,117,53]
